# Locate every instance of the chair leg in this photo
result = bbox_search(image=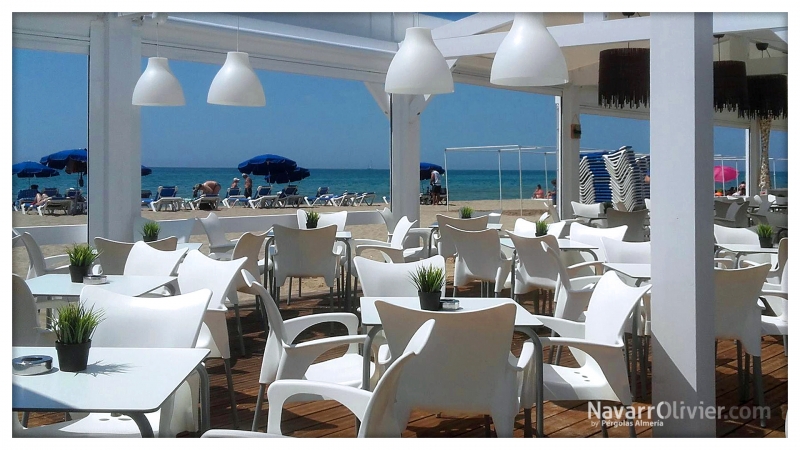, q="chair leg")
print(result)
[223,358,239,429]
[233,304,246,357]
[251,384,266,431]
[452,286,458,297]
[298,277,302,298]
[288,278,293,306]
[744,353,751,400]
[736,340,744,402]
[256,295,269,337]
[484,415,492,437]
[753,355,766,427]
[628,406,637,437]
[783,335,788,356]
[532,289,540,315]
